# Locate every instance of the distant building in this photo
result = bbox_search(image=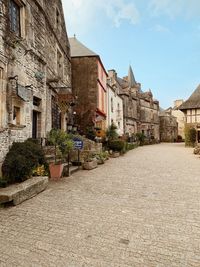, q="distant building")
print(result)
[107,66,160,141]
[117,66,139,136]
[69,37,107,133]
[179,84,200,142]
[138,90,160,141]
[107,70,124,136]
[167,100,185,139]
[159,109,178,142]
